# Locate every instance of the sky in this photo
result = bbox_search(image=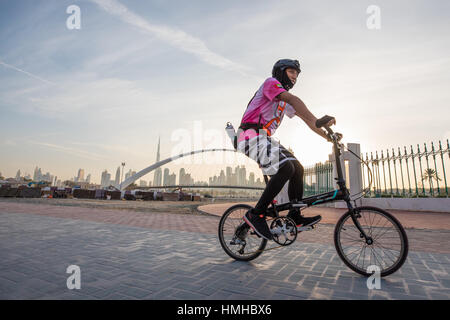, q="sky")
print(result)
[0,0,449,184]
